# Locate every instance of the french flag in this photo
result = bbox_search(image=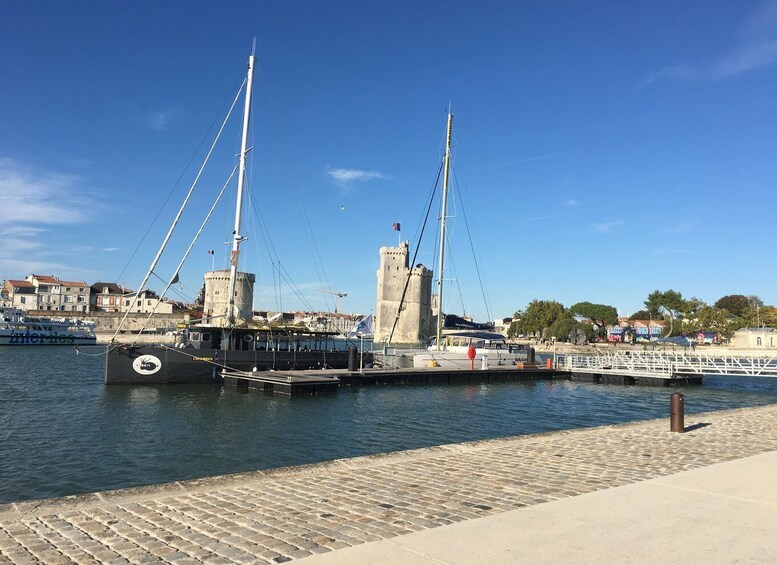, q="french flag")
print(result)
[392,222,401,231]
